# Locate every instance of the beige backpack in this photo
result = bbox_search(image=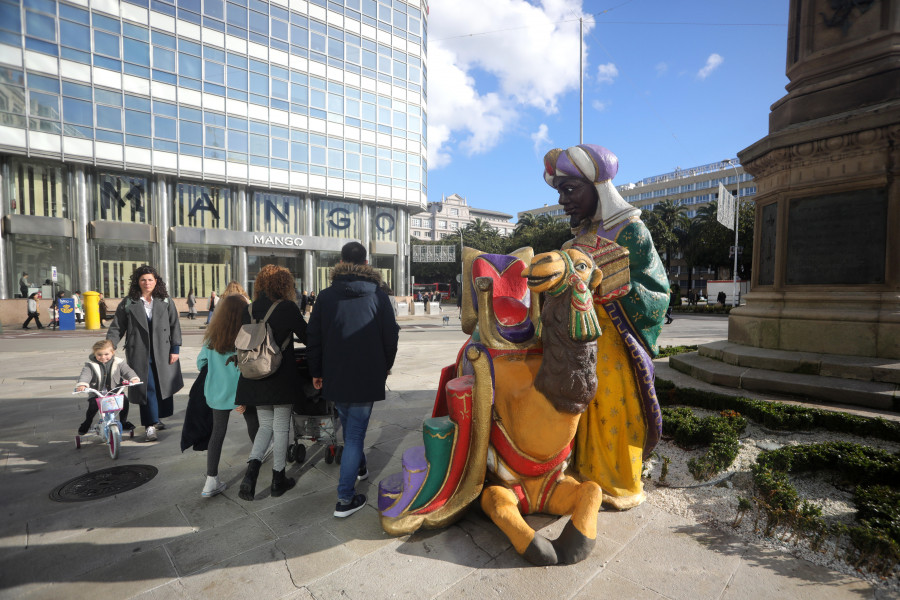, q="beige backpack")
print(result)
[234,301,291,380]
